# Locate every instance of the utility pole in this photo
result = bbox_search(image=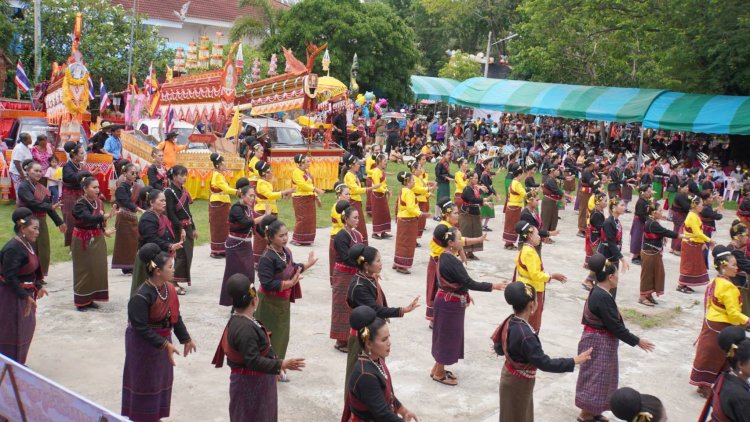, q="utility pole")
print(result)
[126,0,136,83]
[484,31,491,78]
[33,0,41,82]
